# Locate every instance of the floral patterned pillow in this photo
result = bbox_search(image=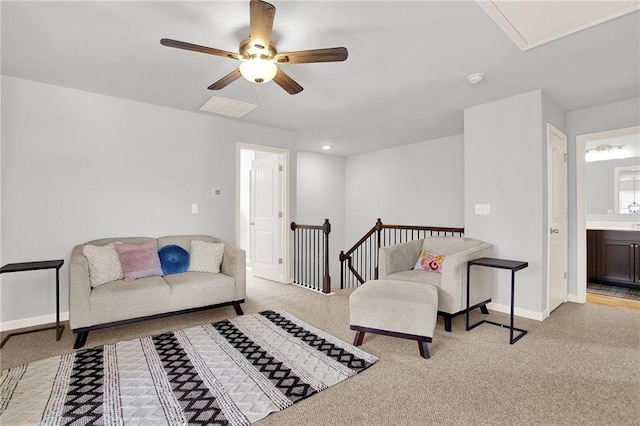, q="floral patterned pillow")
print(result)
[414,250,445,273]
